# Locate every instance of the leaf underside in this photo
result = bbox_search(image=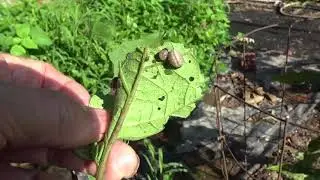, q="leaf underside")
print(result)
[109,41,205,141]
[75,39,206,163]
